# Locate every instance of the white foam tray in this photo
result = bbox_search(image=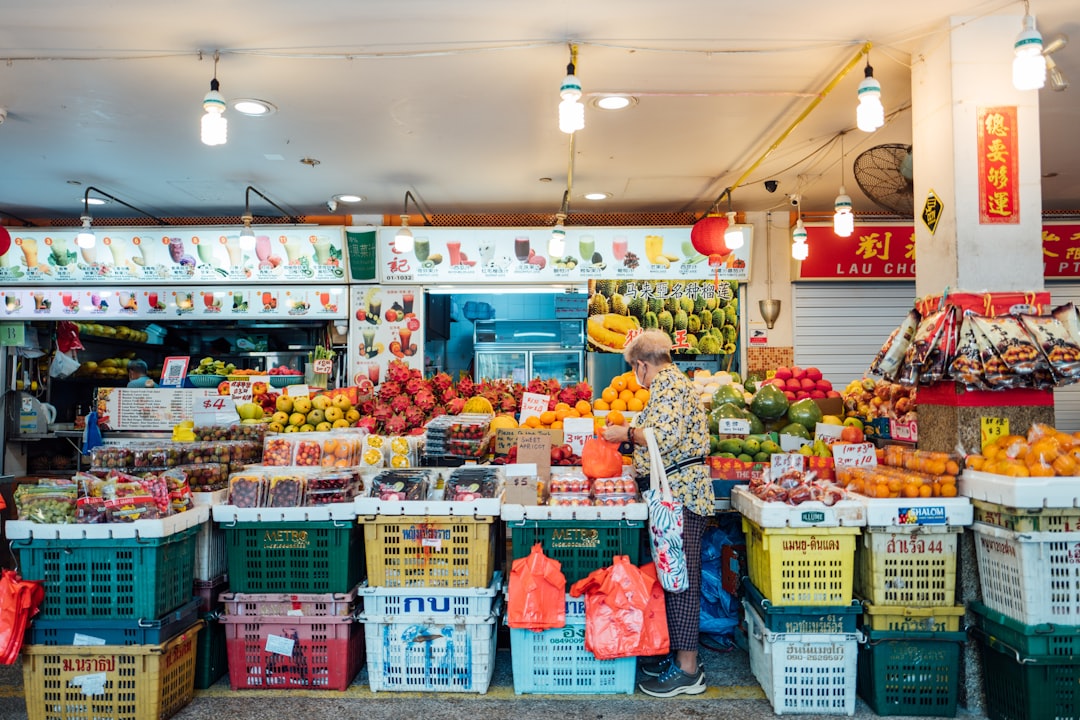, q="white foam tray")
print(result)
[731,485,866,528]
[5,504,210,540]
[500,502,648,522]
[960,469,1080,508]
[852,494,973,527]
[355,494,502,517]
[191,489,229,507]
[212,503,357,523]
